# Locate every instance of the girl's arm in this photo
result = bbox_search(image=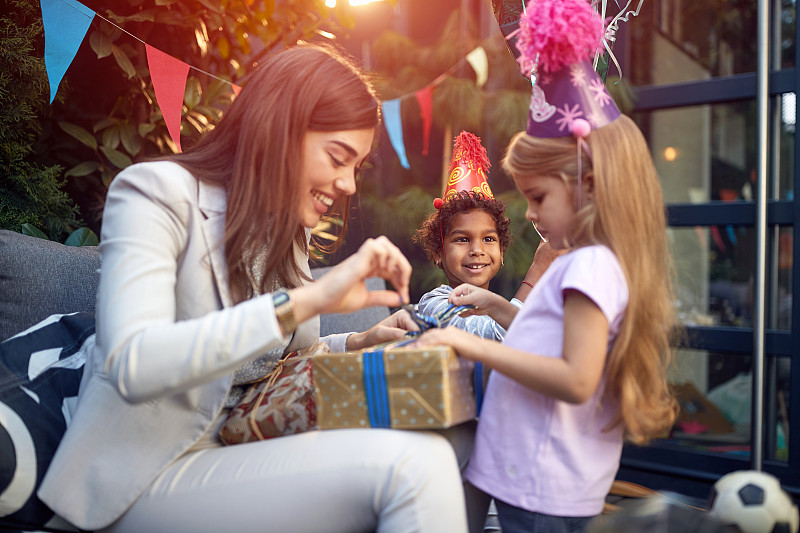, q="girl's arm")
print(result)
[417,289,609,404]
